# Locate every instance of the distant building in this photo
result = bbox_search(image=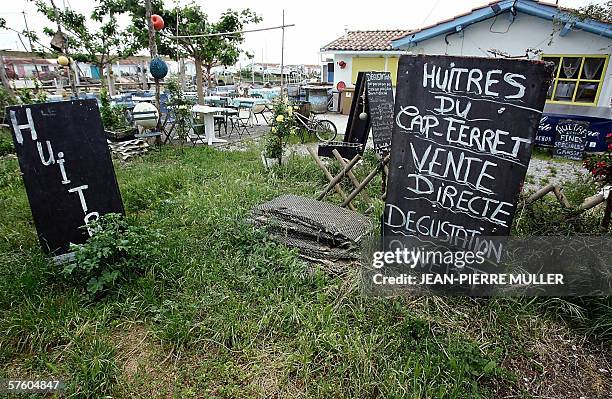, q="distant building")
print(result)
[3,56,57,79]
